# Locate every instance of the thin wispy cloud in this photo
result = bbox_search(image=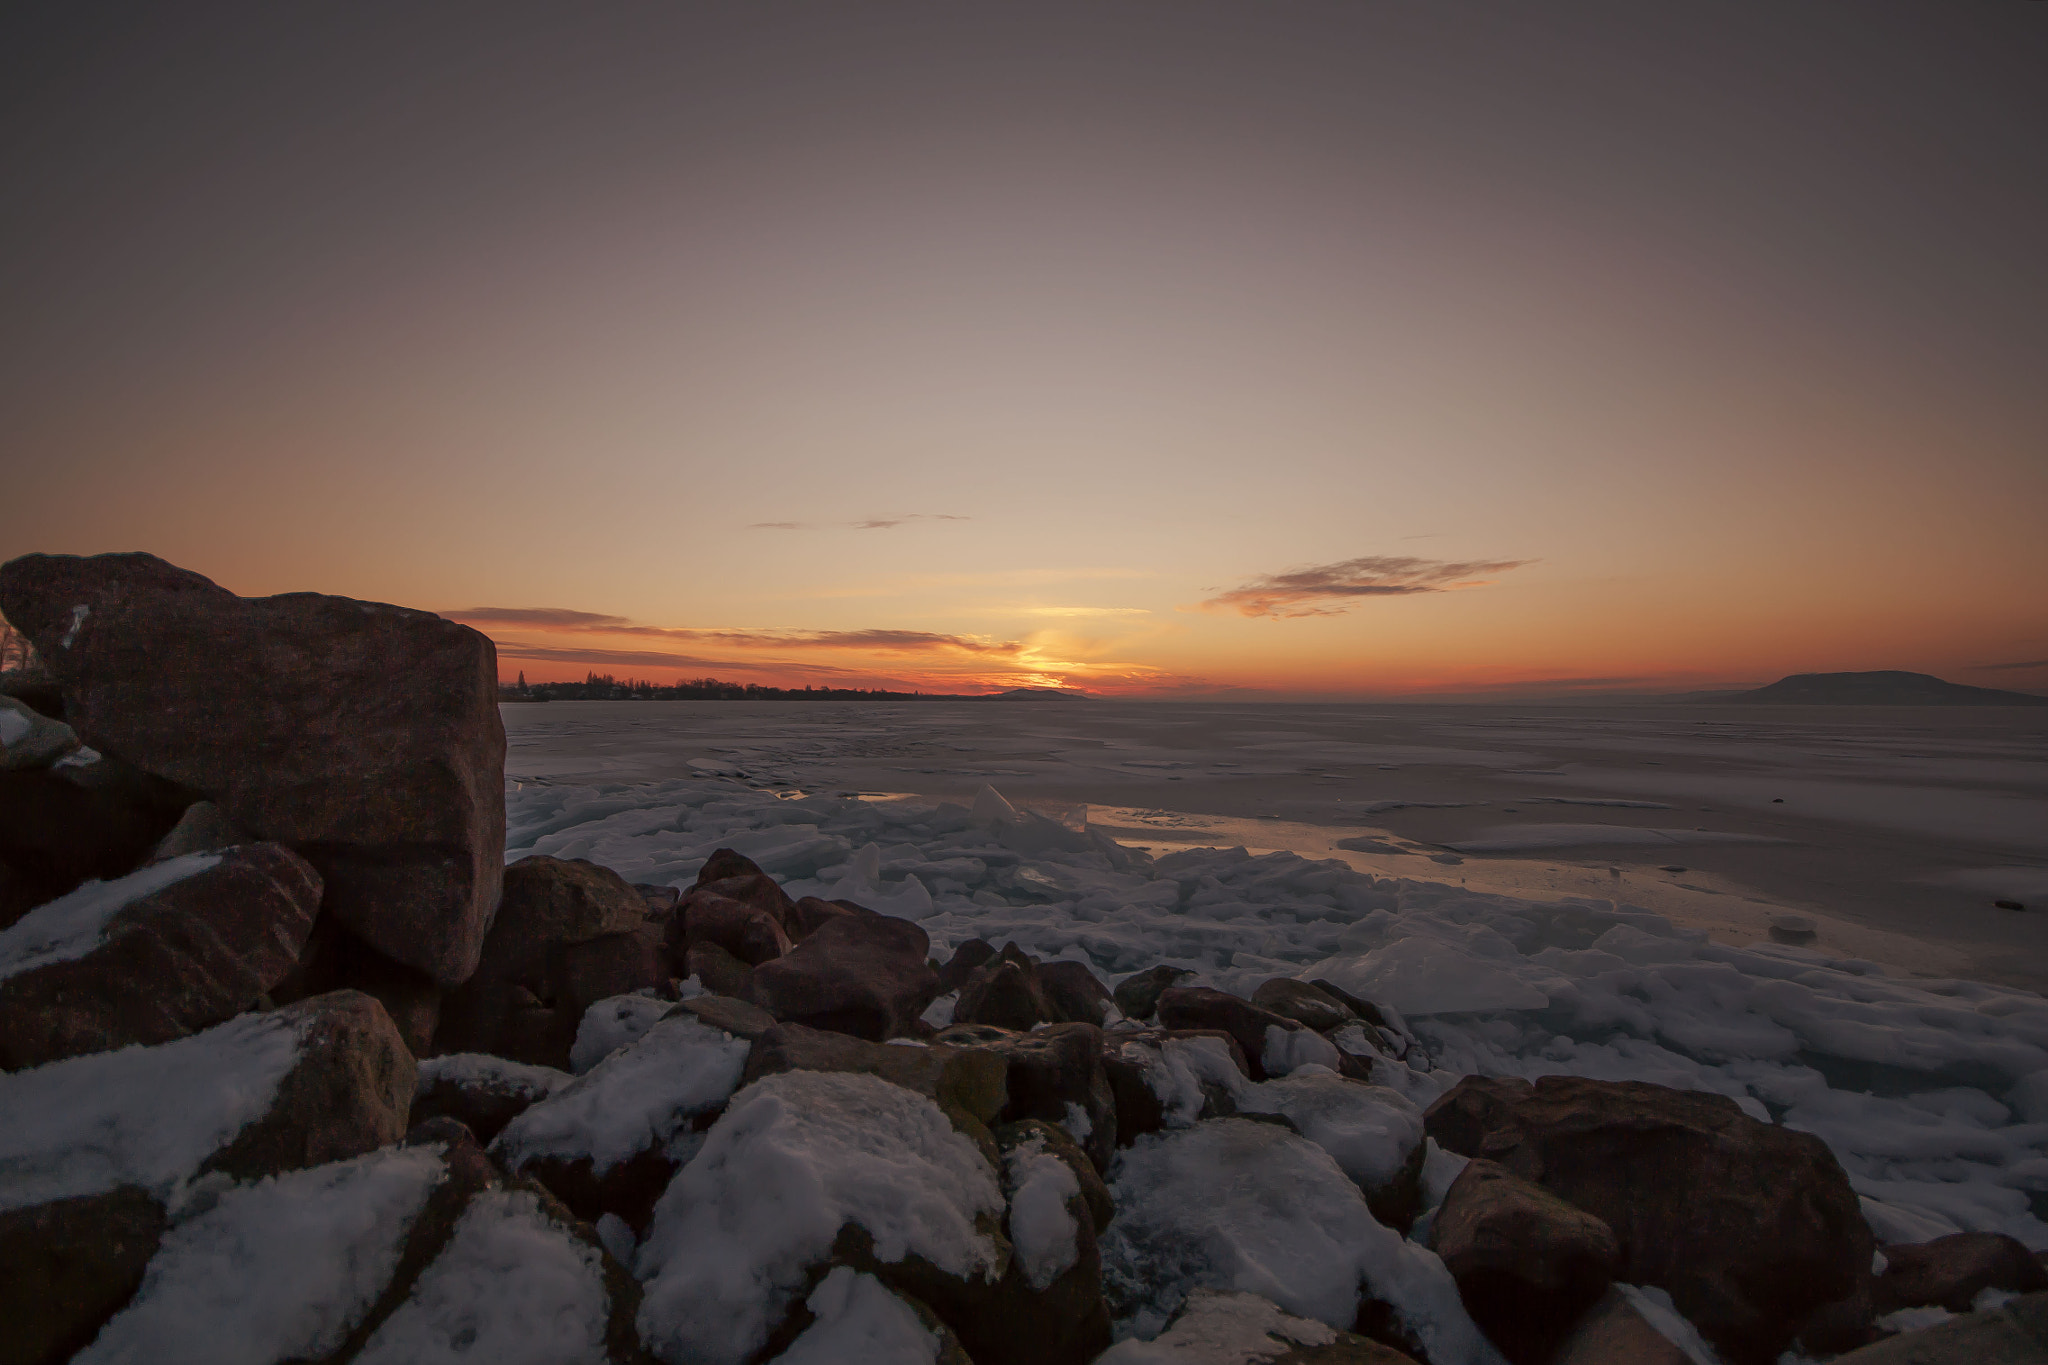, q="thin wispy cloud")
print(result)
[1970,659,2048,672]
[446,608,1026,658]
[748,514,970,531]
[1196,555,1533,619]
[1024,606,1152,618]
[452,607,631,628]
